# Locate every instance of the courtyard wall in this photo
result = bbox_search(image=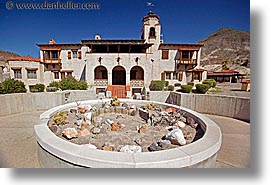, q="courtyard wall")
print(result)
[0,90,249,122]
